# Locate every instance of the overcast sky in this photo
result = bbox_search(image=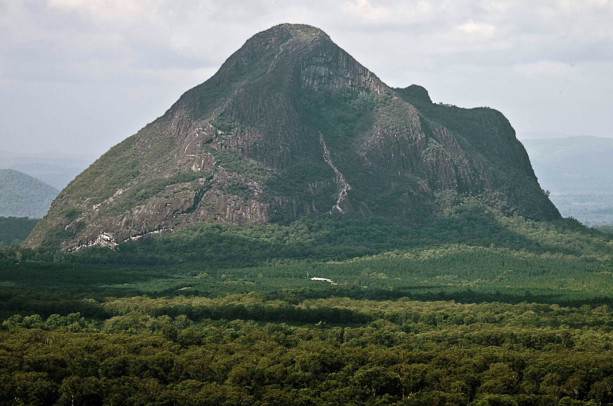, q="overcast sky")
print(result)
[1,0,612,160]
